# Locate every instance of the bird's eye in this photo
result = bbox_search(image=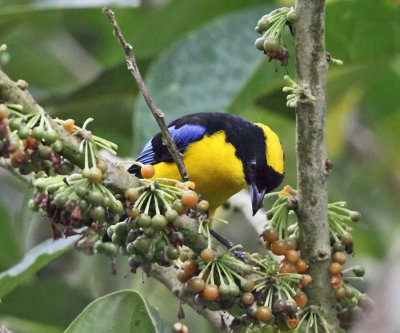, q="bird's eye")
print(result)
[249,161,256,172]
